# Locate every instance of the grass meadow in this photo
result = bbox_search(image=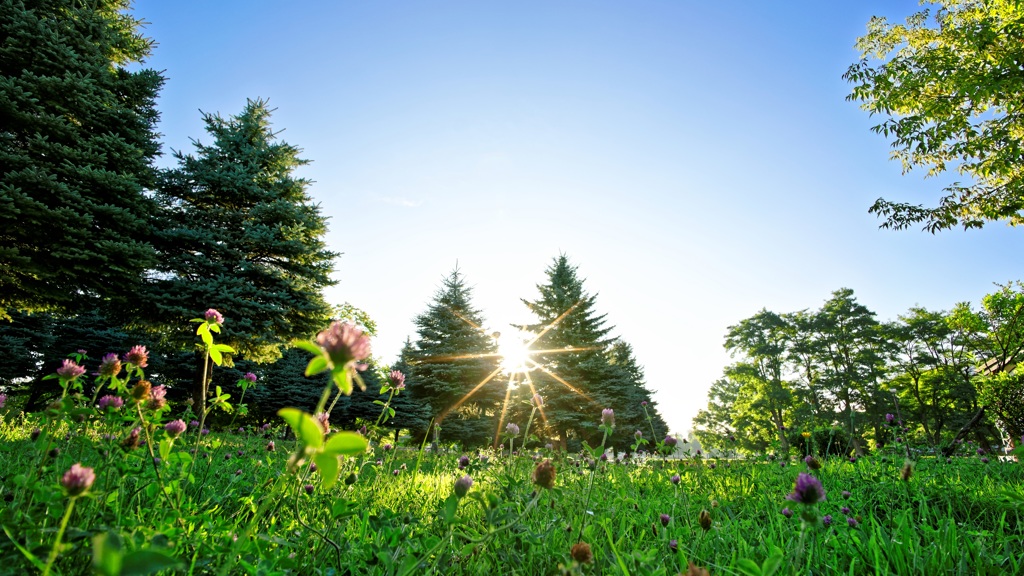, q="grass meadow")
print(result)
[0,408,1021,576]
